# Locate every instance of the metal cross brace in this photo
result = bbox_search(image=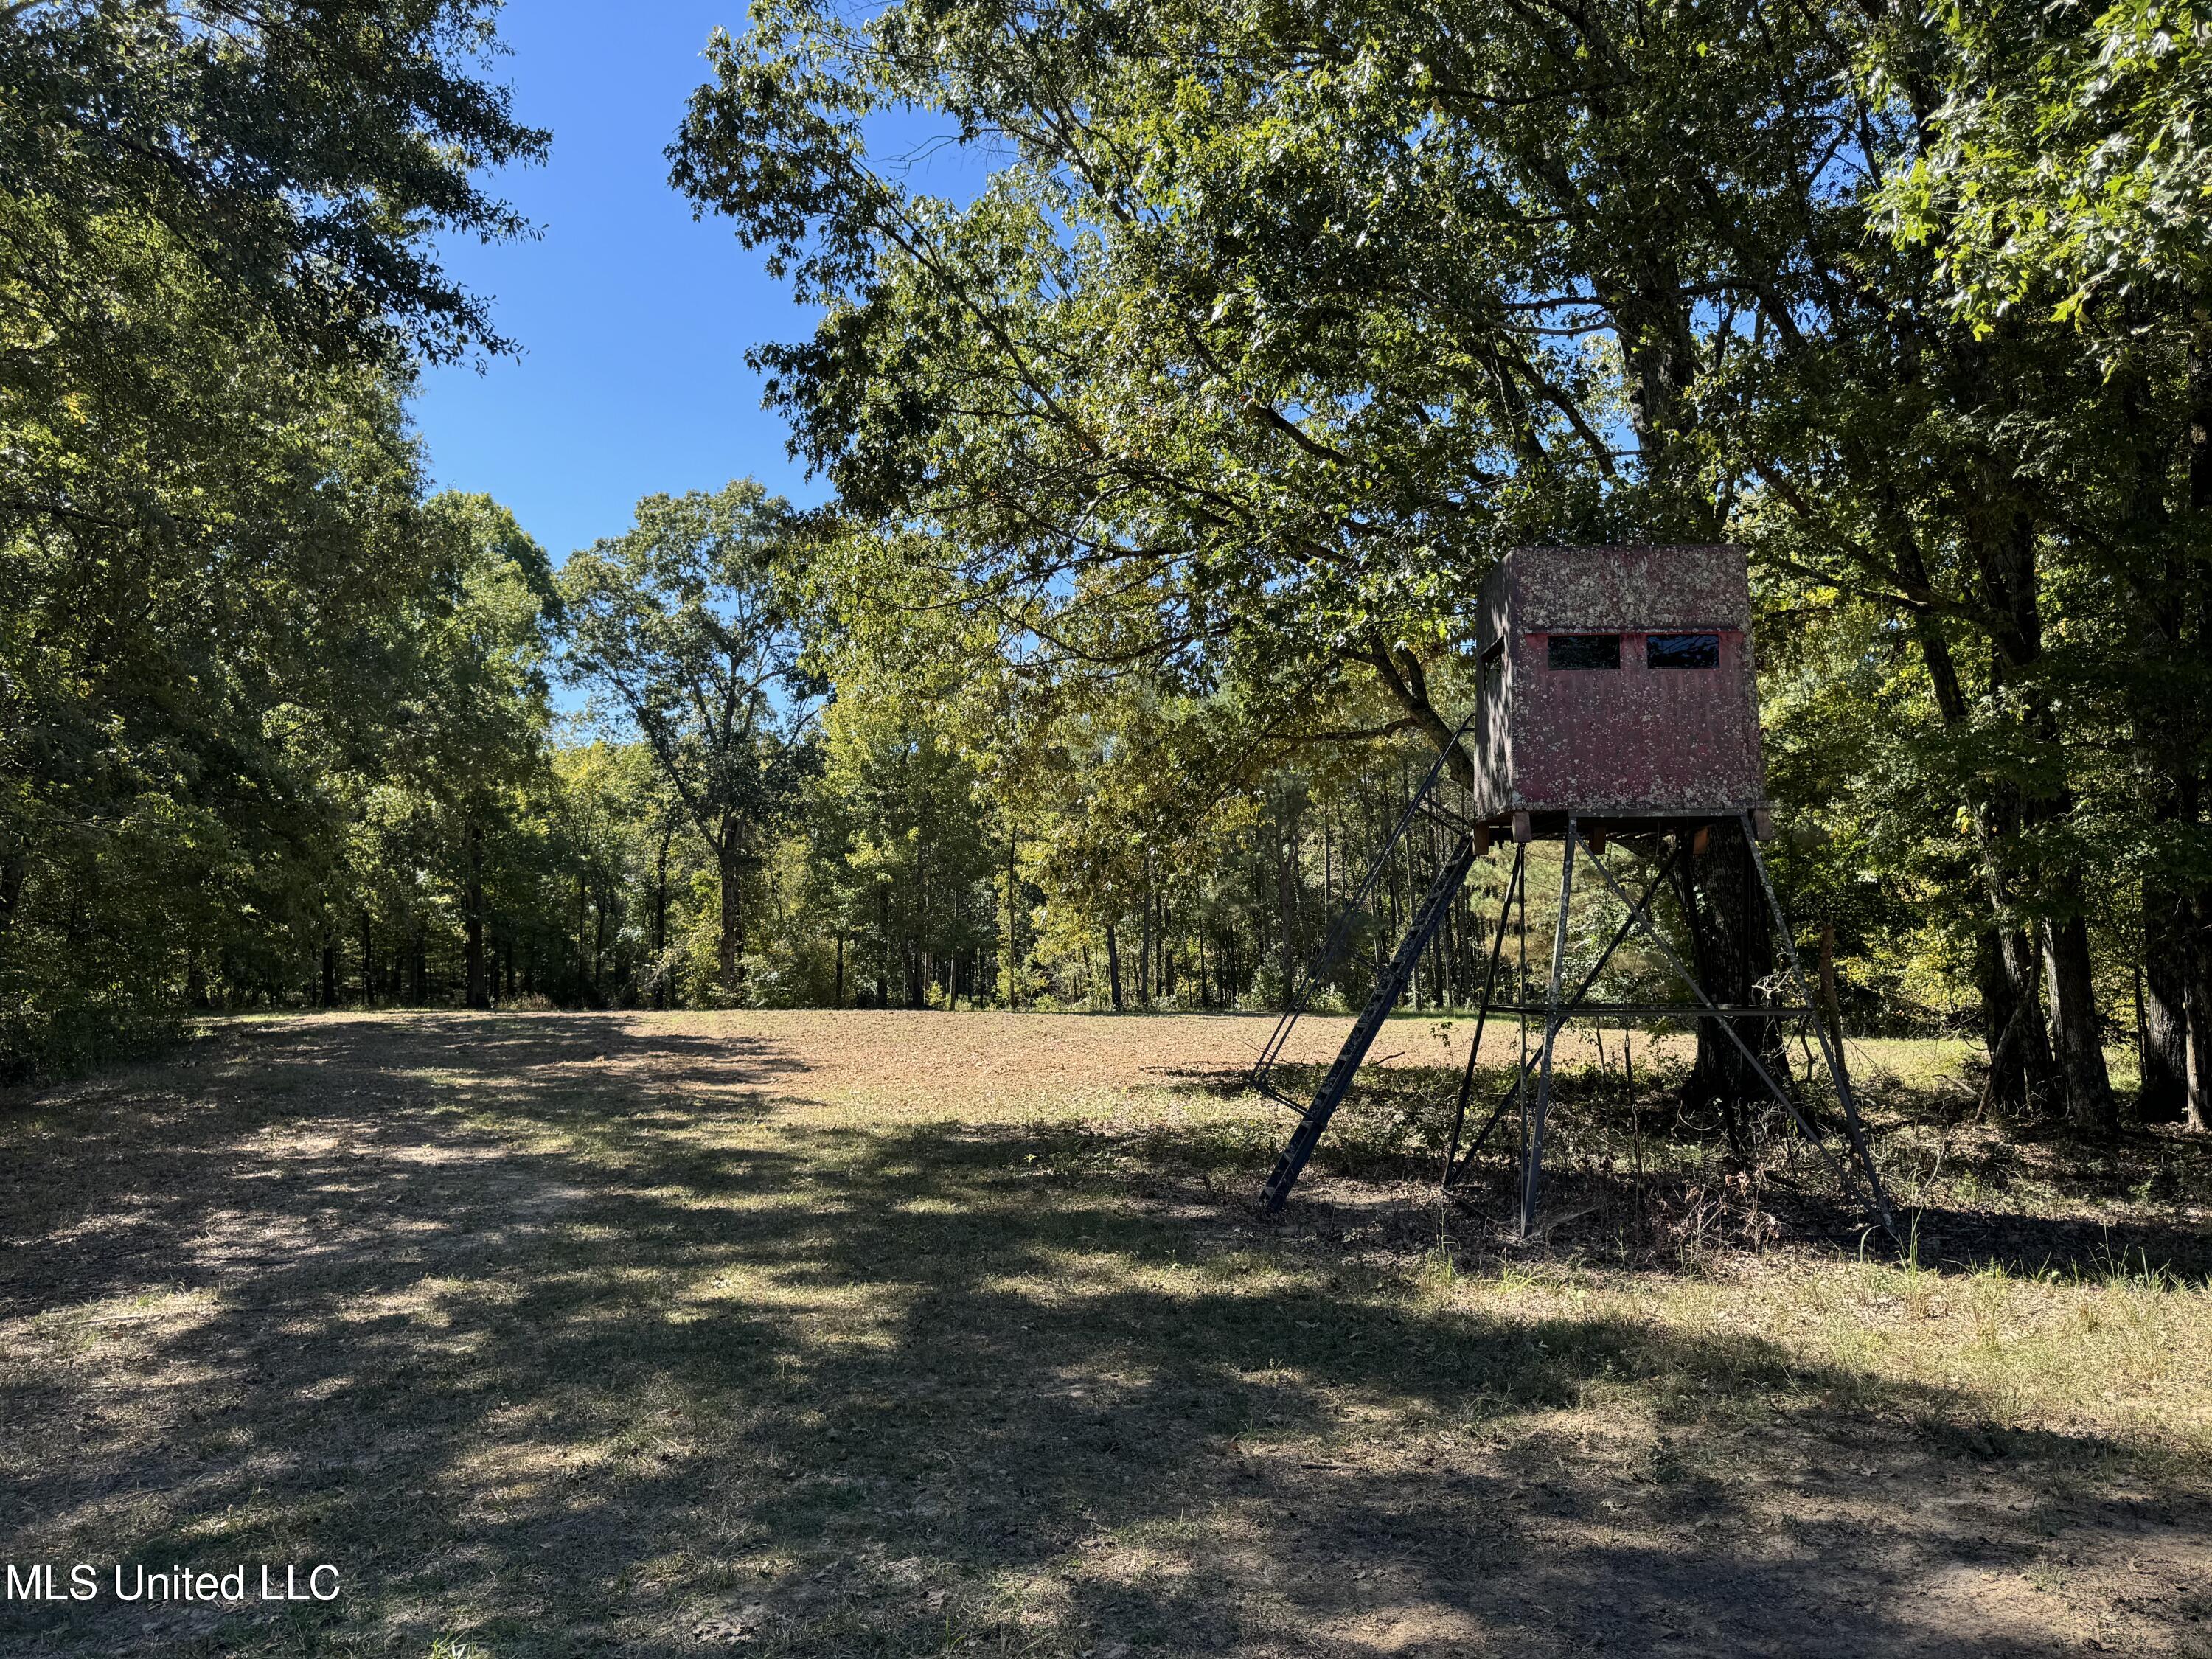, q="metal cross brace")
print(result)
[1569,824,1896,1239]
[1443,839,1684,1188]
